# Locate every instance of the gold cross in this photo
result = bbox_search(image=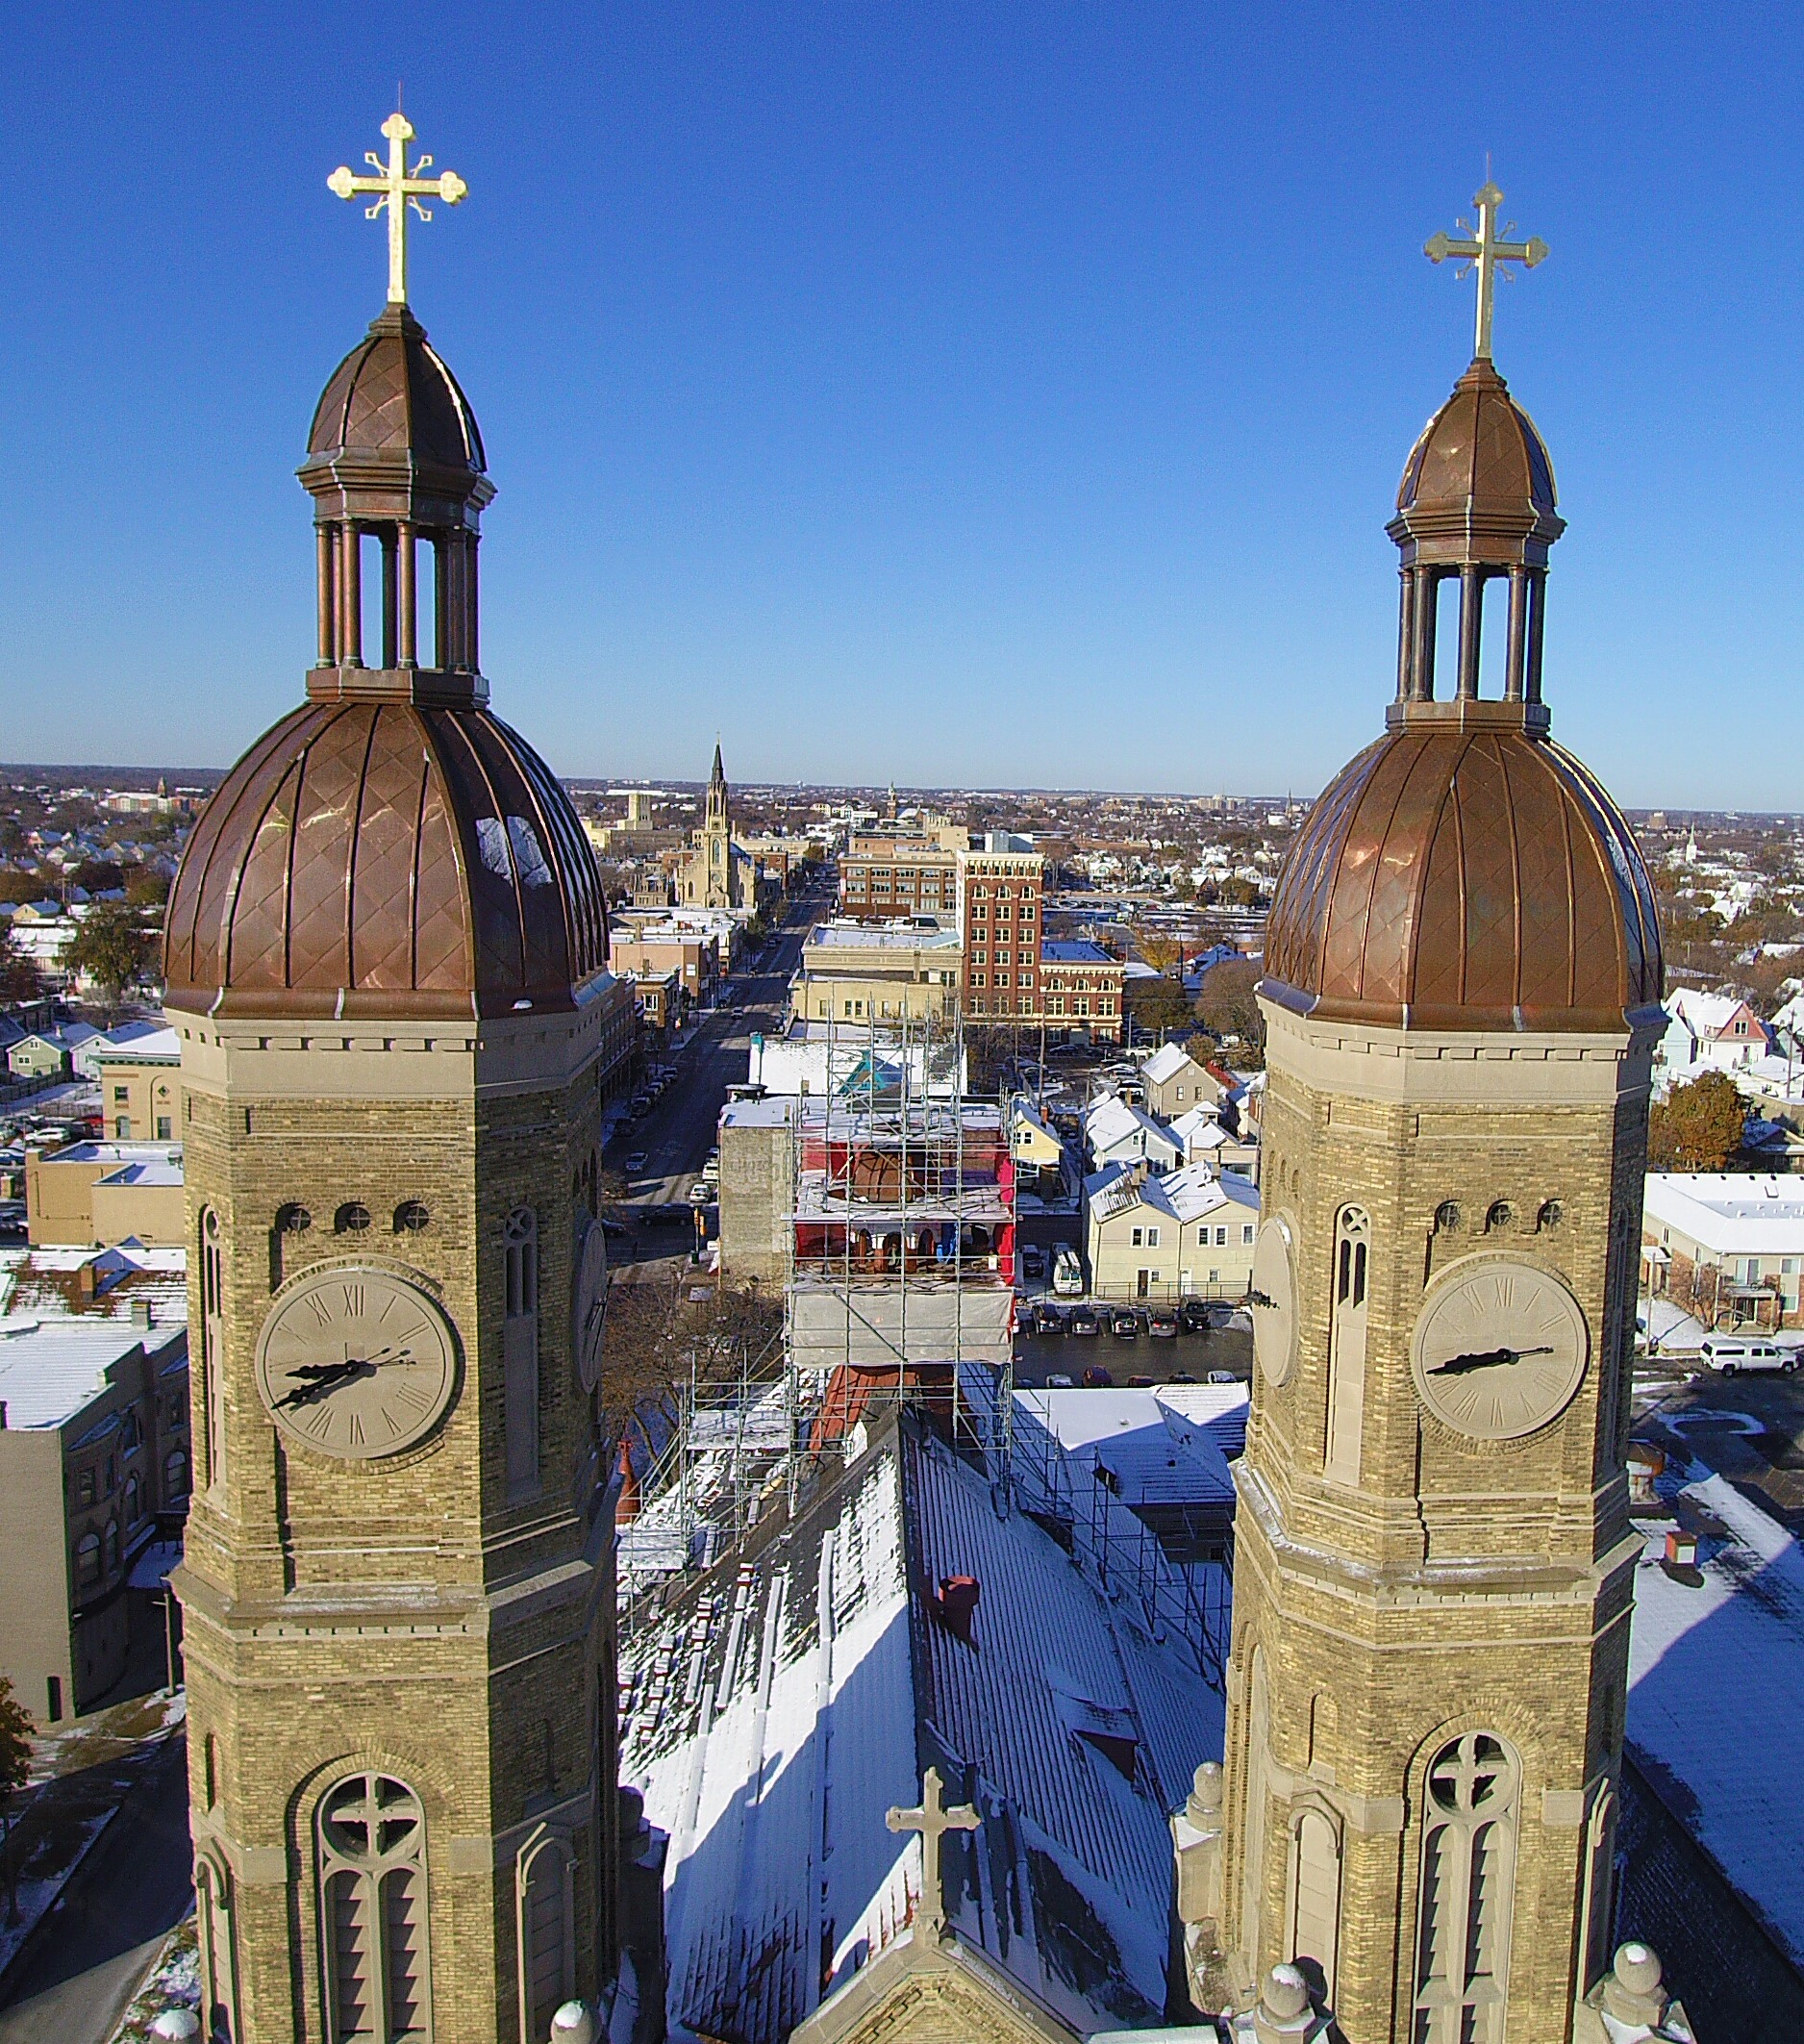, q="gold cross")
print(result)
[887,1765,980,1938]
[1425,182,1548,362]
[329,112,468,306]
